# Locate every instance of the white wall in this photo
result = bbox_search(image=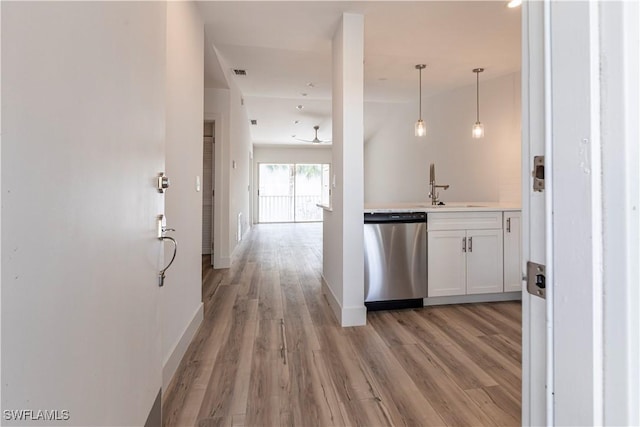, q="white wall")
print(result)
[253,145,332,164]
[322,14,366,327]
[162,1,204,391]
[252,146,332,223]
[2,2,166,425]
[204,69,253,265]
[227,78,253,247]
[364,72,521,205]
